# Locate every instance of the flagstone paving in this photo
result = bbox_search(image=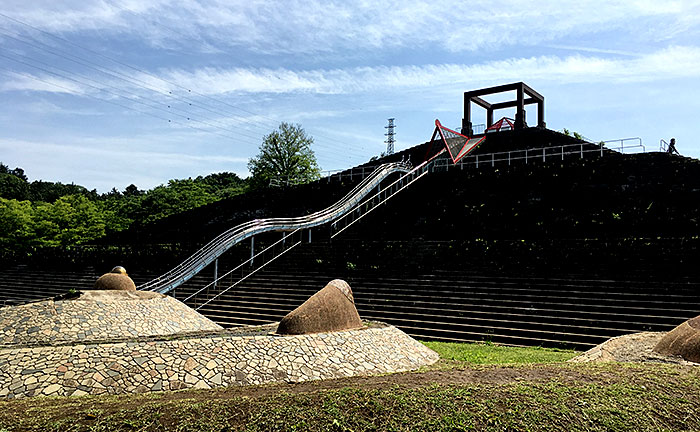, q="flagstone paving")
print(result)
[0,323,438,398]
[0,290,222,346]
[0,291,437,399]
